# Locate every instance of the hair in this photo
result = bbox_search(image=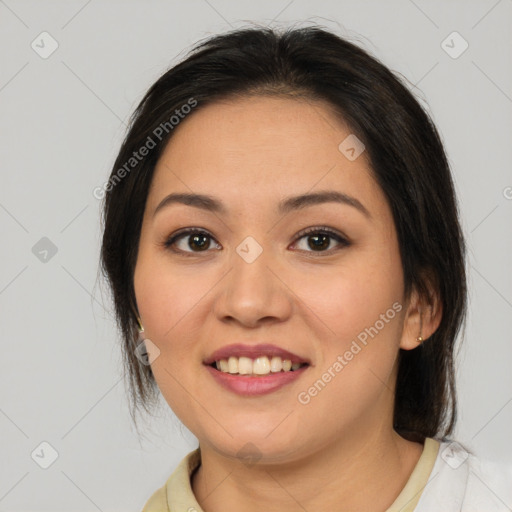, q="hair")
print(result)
[100,24,467,442]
